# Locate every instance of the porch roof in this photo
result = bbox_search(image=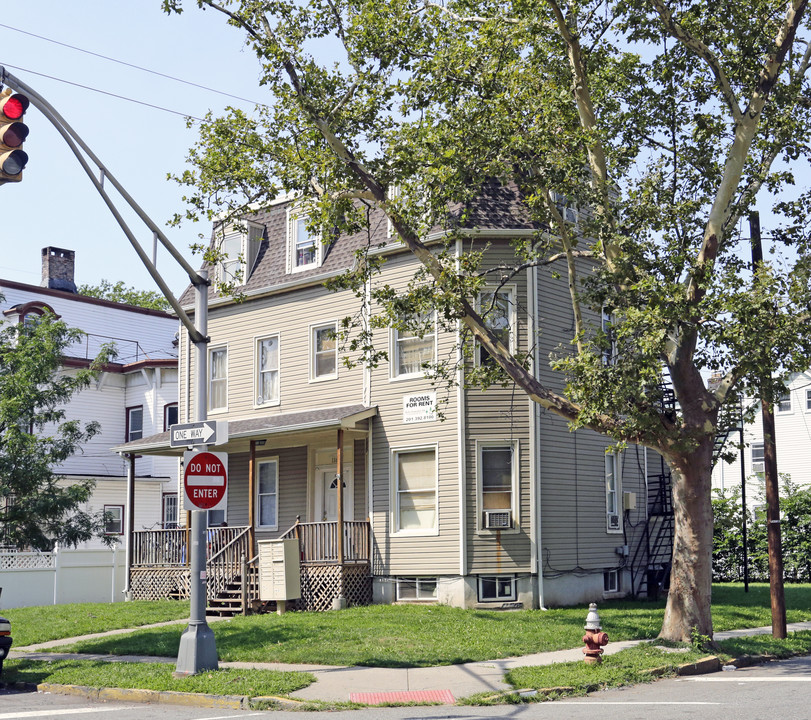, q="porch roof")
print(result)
[111,404,377,457]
